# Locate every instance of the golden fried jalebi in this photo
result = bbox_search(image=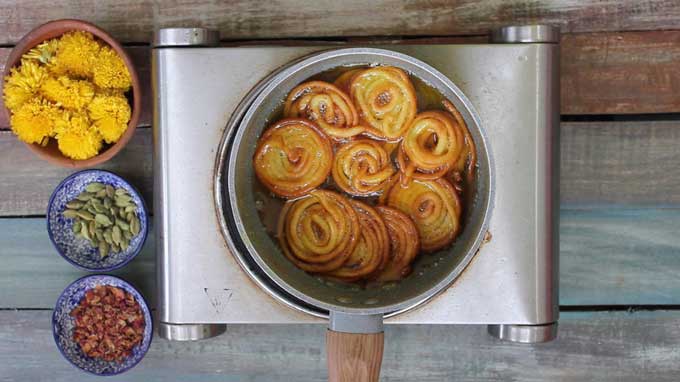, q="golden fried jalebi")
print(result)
[253,118,332,198]
[374,206,420,282]
[278,190,360,273]
[443,99,477,180]
[332,139,396,196]
[397,110,465,182]
[350,66,417,140]
[326,200,389,281]
[384,177,461,252]
[333,68,363,93]
[284,81,364,140]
